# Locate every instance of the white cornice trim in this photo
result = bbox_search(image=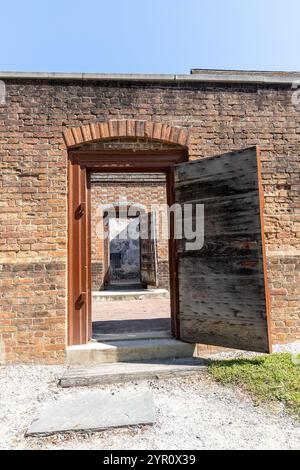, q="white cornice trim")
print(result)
[0,70,299,85]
